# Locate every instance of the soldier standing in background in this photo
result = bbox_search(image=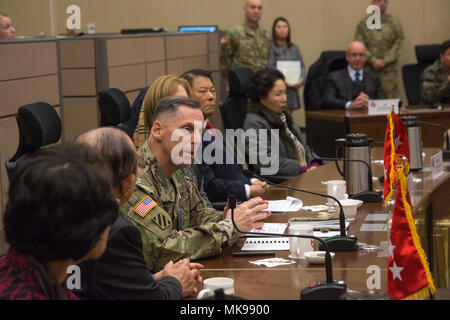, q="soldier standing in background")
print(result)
[355,0,404,98]
[220,0,271,78]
